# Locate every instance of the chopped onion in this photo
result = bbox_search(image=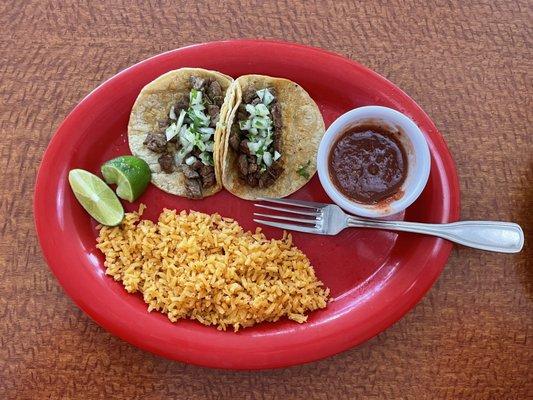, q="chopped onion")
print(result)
[205,141,214,152]
[185,156,197,165]
[254,103,269,116]
[199,127,215,135]
[247,141,262,154]
[245,104,257,116]
[256,89,275,106]
[165,123,178,141]
[180,127,196,145]
[169,106,176,120]
[175,143,193,165]
[196,140,206,152]
[199,151,213,166]
[252,116,270,129]
[239,120,251,130]
[237,88,279,170]
[263,151,272,167]
[166,110,187,141]
[190,89,203,106]
[264,137,273,147]
[189,108,209,127]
